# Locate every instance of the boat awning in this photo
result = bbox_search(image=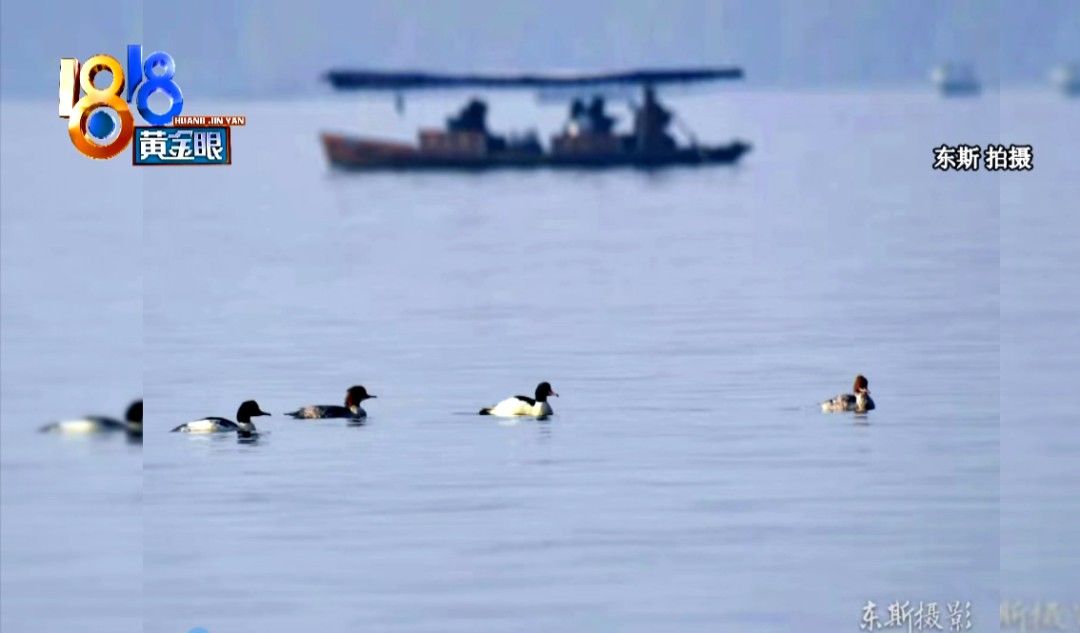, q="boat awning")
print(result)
[324,67,744,91]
